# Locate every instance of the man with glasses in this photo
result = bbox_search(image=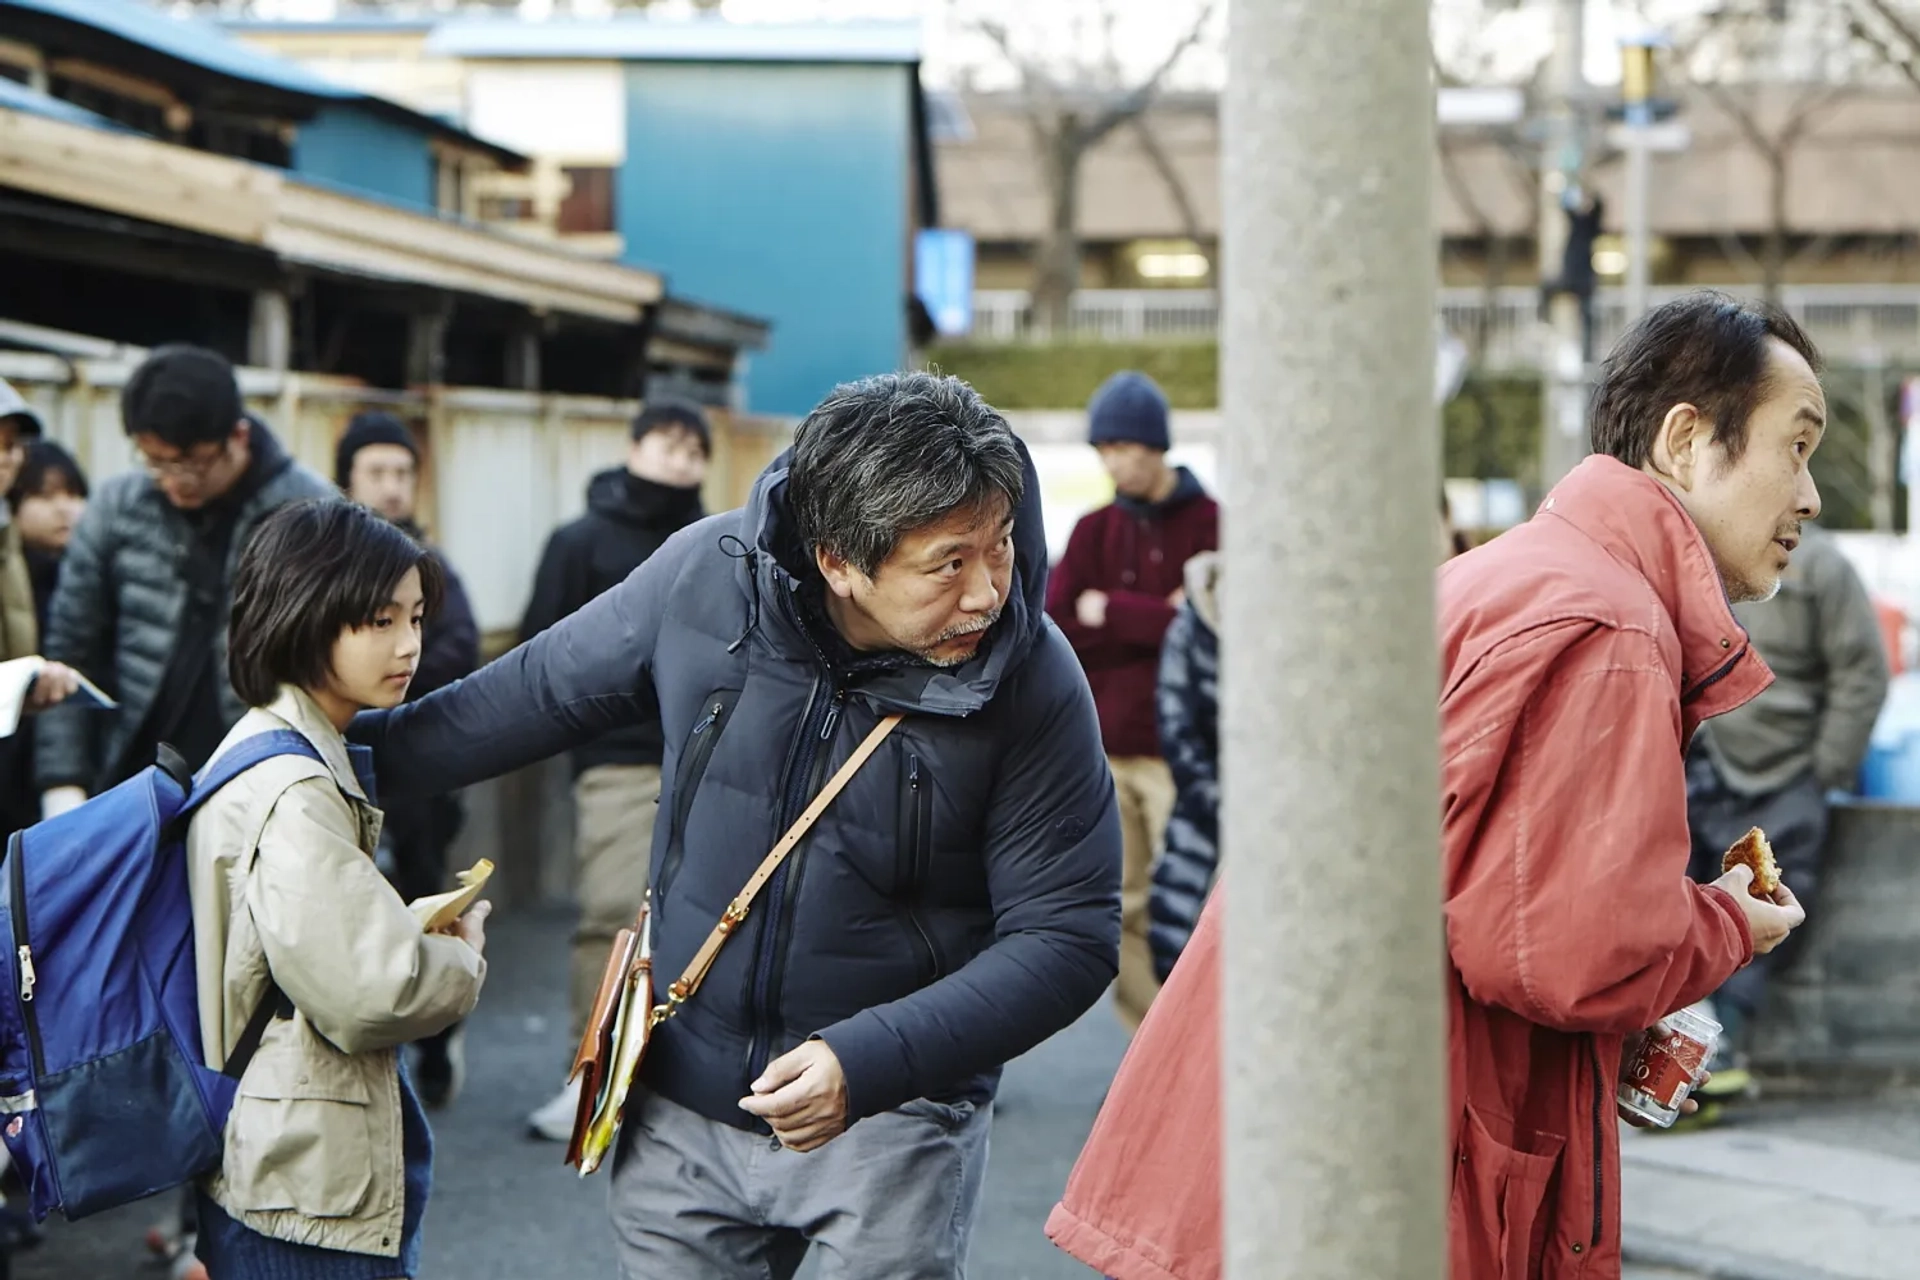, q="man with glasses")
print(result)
[37,345,329,1275]
[38,344,332,819]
